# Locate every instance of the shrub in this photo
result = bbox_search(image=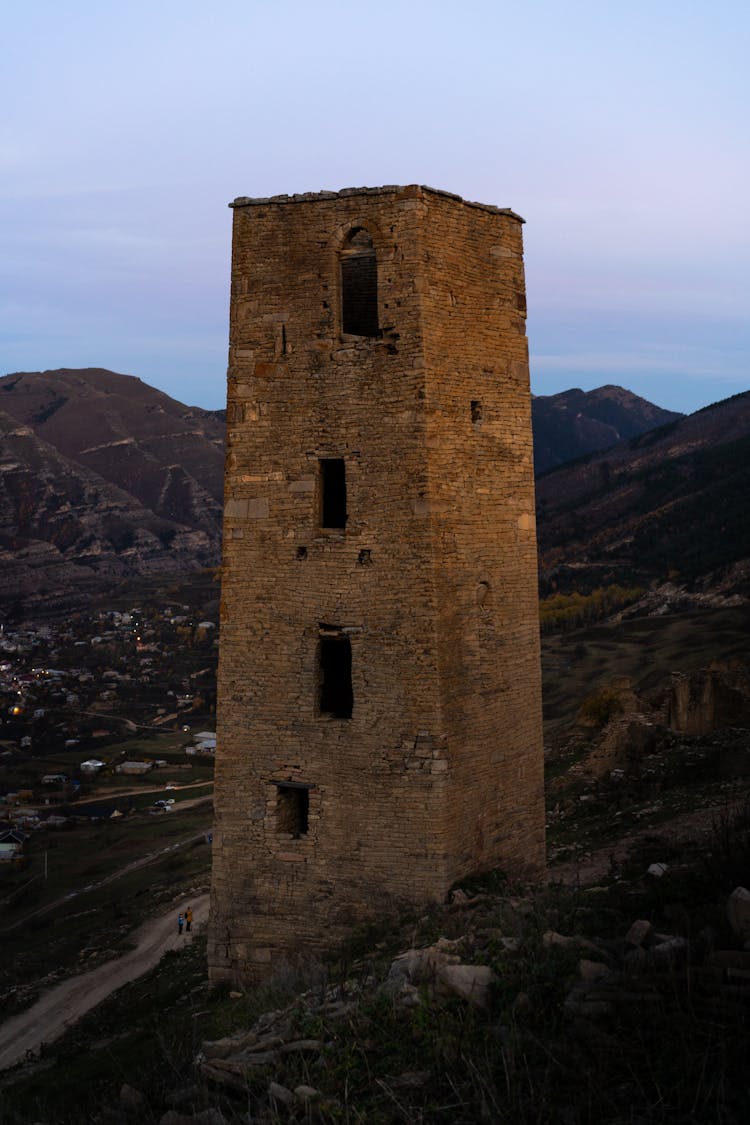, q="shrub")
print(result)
[578,687,623,727]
